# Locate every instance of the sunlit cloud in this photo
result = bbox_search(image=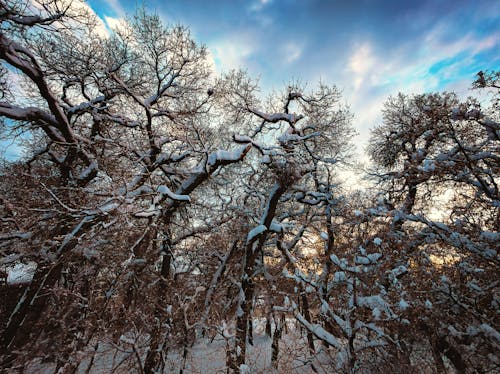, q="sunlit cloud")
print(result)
[348,43,376,90]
